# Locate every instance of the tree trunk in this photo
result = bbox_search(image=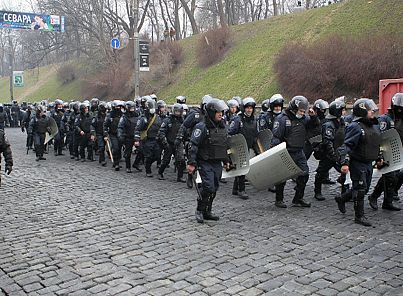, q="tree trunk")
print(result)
[180,0,199,34]
[216,0,227,27]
